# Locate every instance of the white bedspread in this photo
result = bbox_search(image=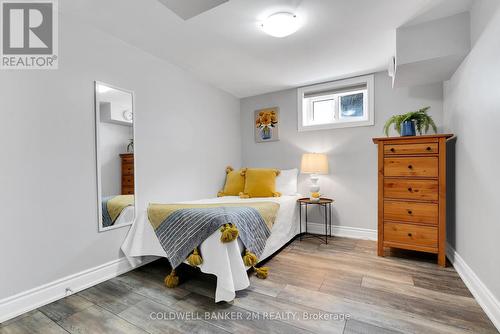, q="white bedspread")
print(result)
[114,205,135,226]
[121,195,300,302]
